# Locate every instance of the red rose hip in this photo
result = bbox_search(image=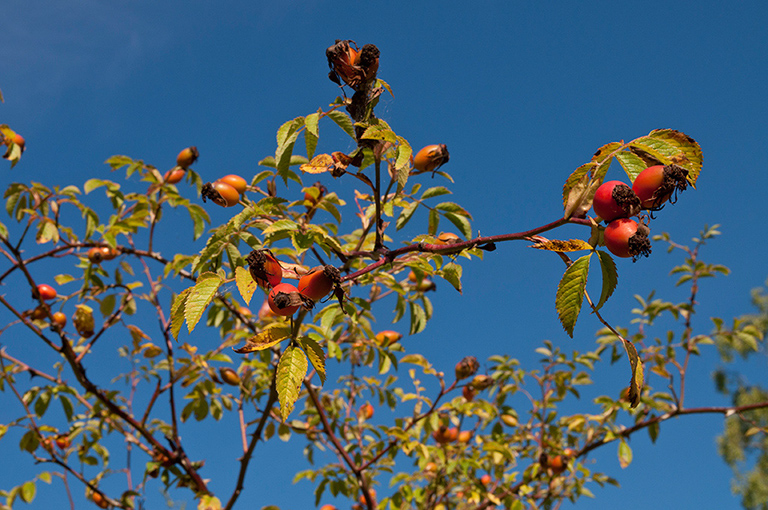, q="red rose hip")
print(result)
[592,181,641,222]
[632,164,689,210]
[604,218,651,260]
